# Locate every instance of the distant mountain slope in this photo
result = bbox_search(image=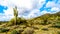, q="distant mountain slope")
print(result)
[27,12,60,25]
